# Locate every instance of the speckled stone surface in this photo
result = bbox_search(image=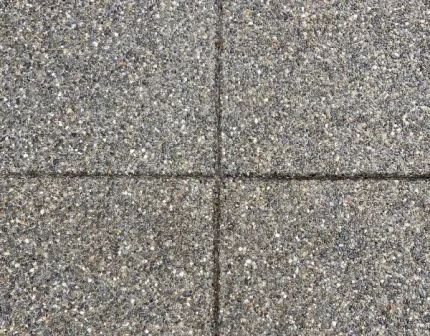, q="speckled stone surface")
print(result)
[0,178,213,334]
[220,180,430,335]
[0,1,216,174]
[222,0,430,175]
